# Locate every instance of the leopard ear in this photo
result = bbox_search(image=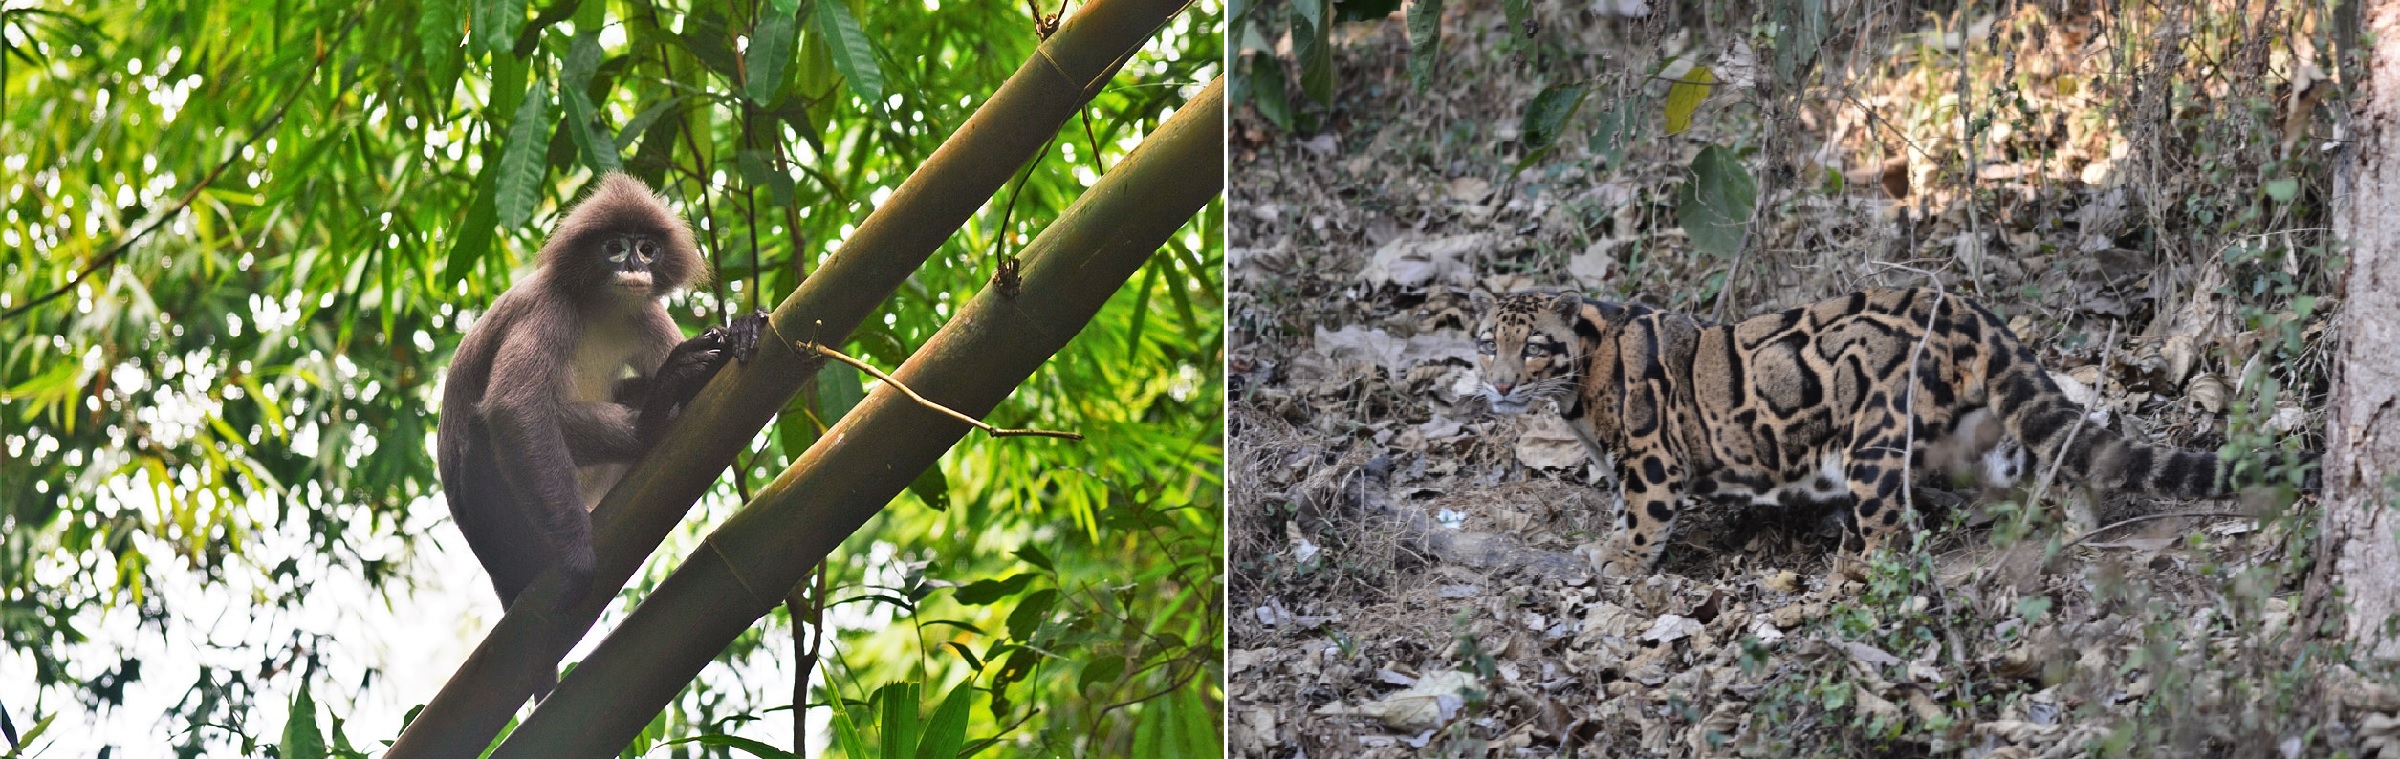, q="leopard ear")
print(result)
[1548,292,1583,320]
[1469,290,1494,312]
